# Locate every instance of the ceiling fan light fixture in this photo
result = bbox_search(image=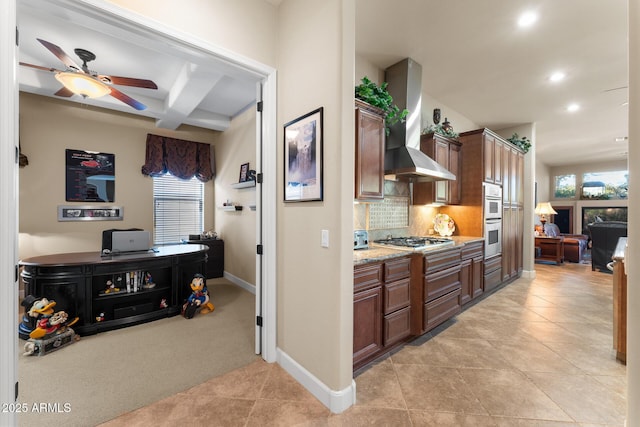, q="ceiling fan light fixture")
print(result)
[55,72,110,98]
